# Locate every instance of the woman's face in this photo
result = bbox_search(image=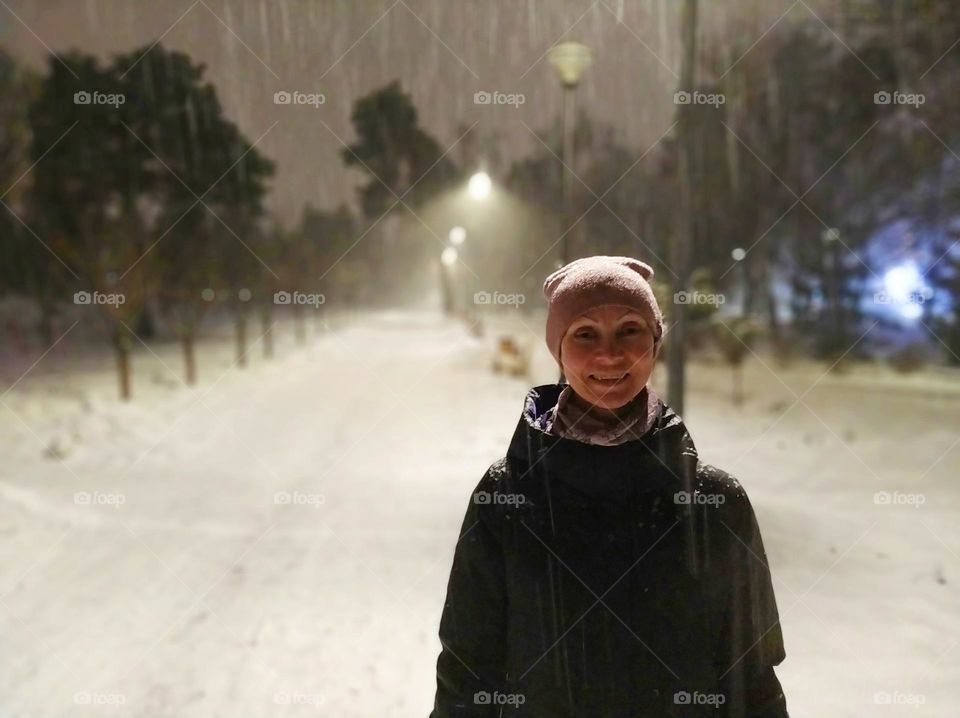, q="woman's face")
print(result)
[560,305,657,412]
